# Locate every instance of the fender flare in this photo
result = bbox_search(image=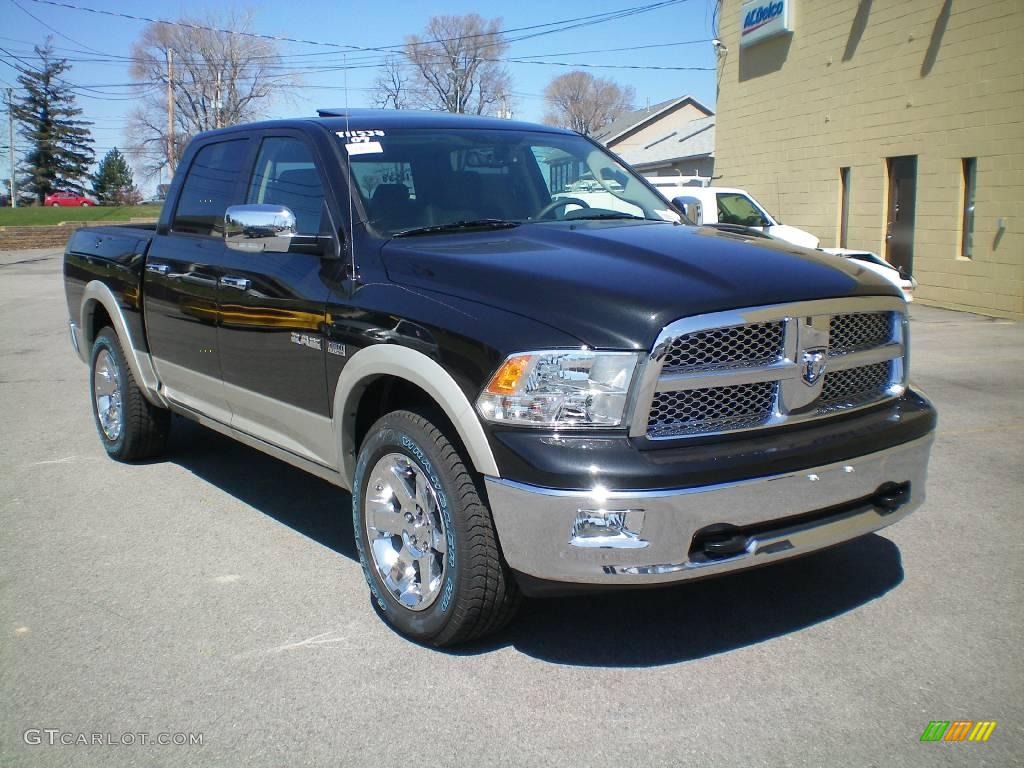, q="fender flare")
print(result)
[80,280,167,407]
[333,344,500,487]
